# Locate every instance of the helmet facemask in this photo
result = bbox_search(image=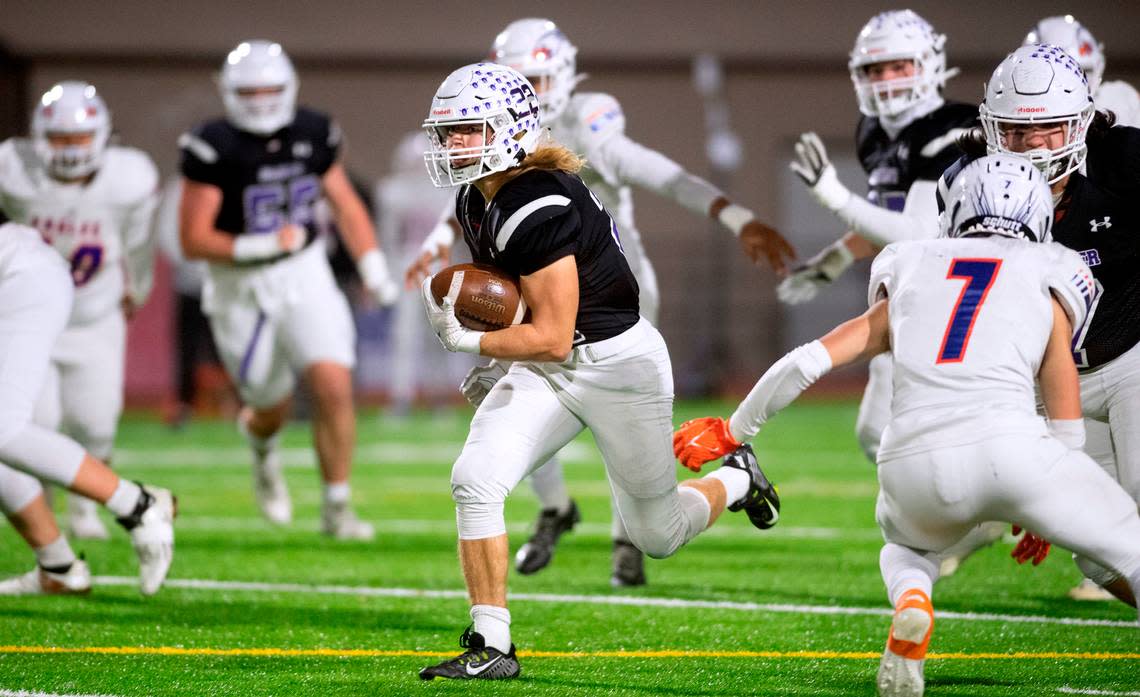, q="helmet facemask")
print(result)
[980,108,1094,185]
[848,11,950,120]
[32,82,111,181]
[220,41,298,135]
